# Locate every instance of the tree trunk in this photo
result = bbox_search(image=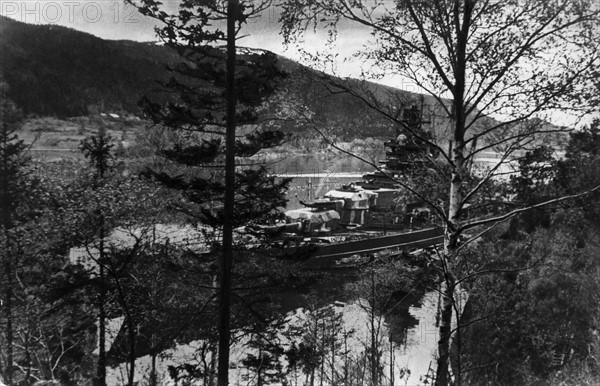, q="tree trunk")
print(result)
[435,0,471,372]
[95,226,107,386]
[343,328,349,385]
[95,142,107,386]
[389,332,394,386]
[435,270,456,386]
[149,224,158,386]
[319,318,325,386]
[24,332,32,386]
[435,139,466,386]
[1,145,14,386]
[4,255,13,386]
[150,352,157,386]
[370,269,378,386]
[208,339,217,386]
[331,320,335,386]
[216,1,237,385]
[128,321,136,386]
[123,288,136,386]
[257,346,263,386]
[112,268,136,386]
